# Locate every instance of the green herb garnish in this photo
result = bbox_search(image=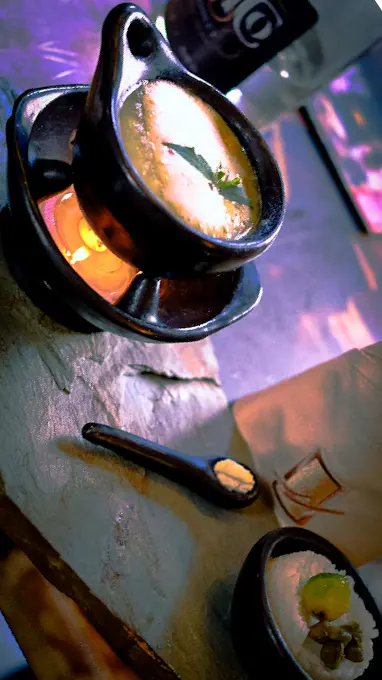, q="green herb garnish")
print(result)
[213,165,251,206]
[163,142,252,208]
[163,142,215,182]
